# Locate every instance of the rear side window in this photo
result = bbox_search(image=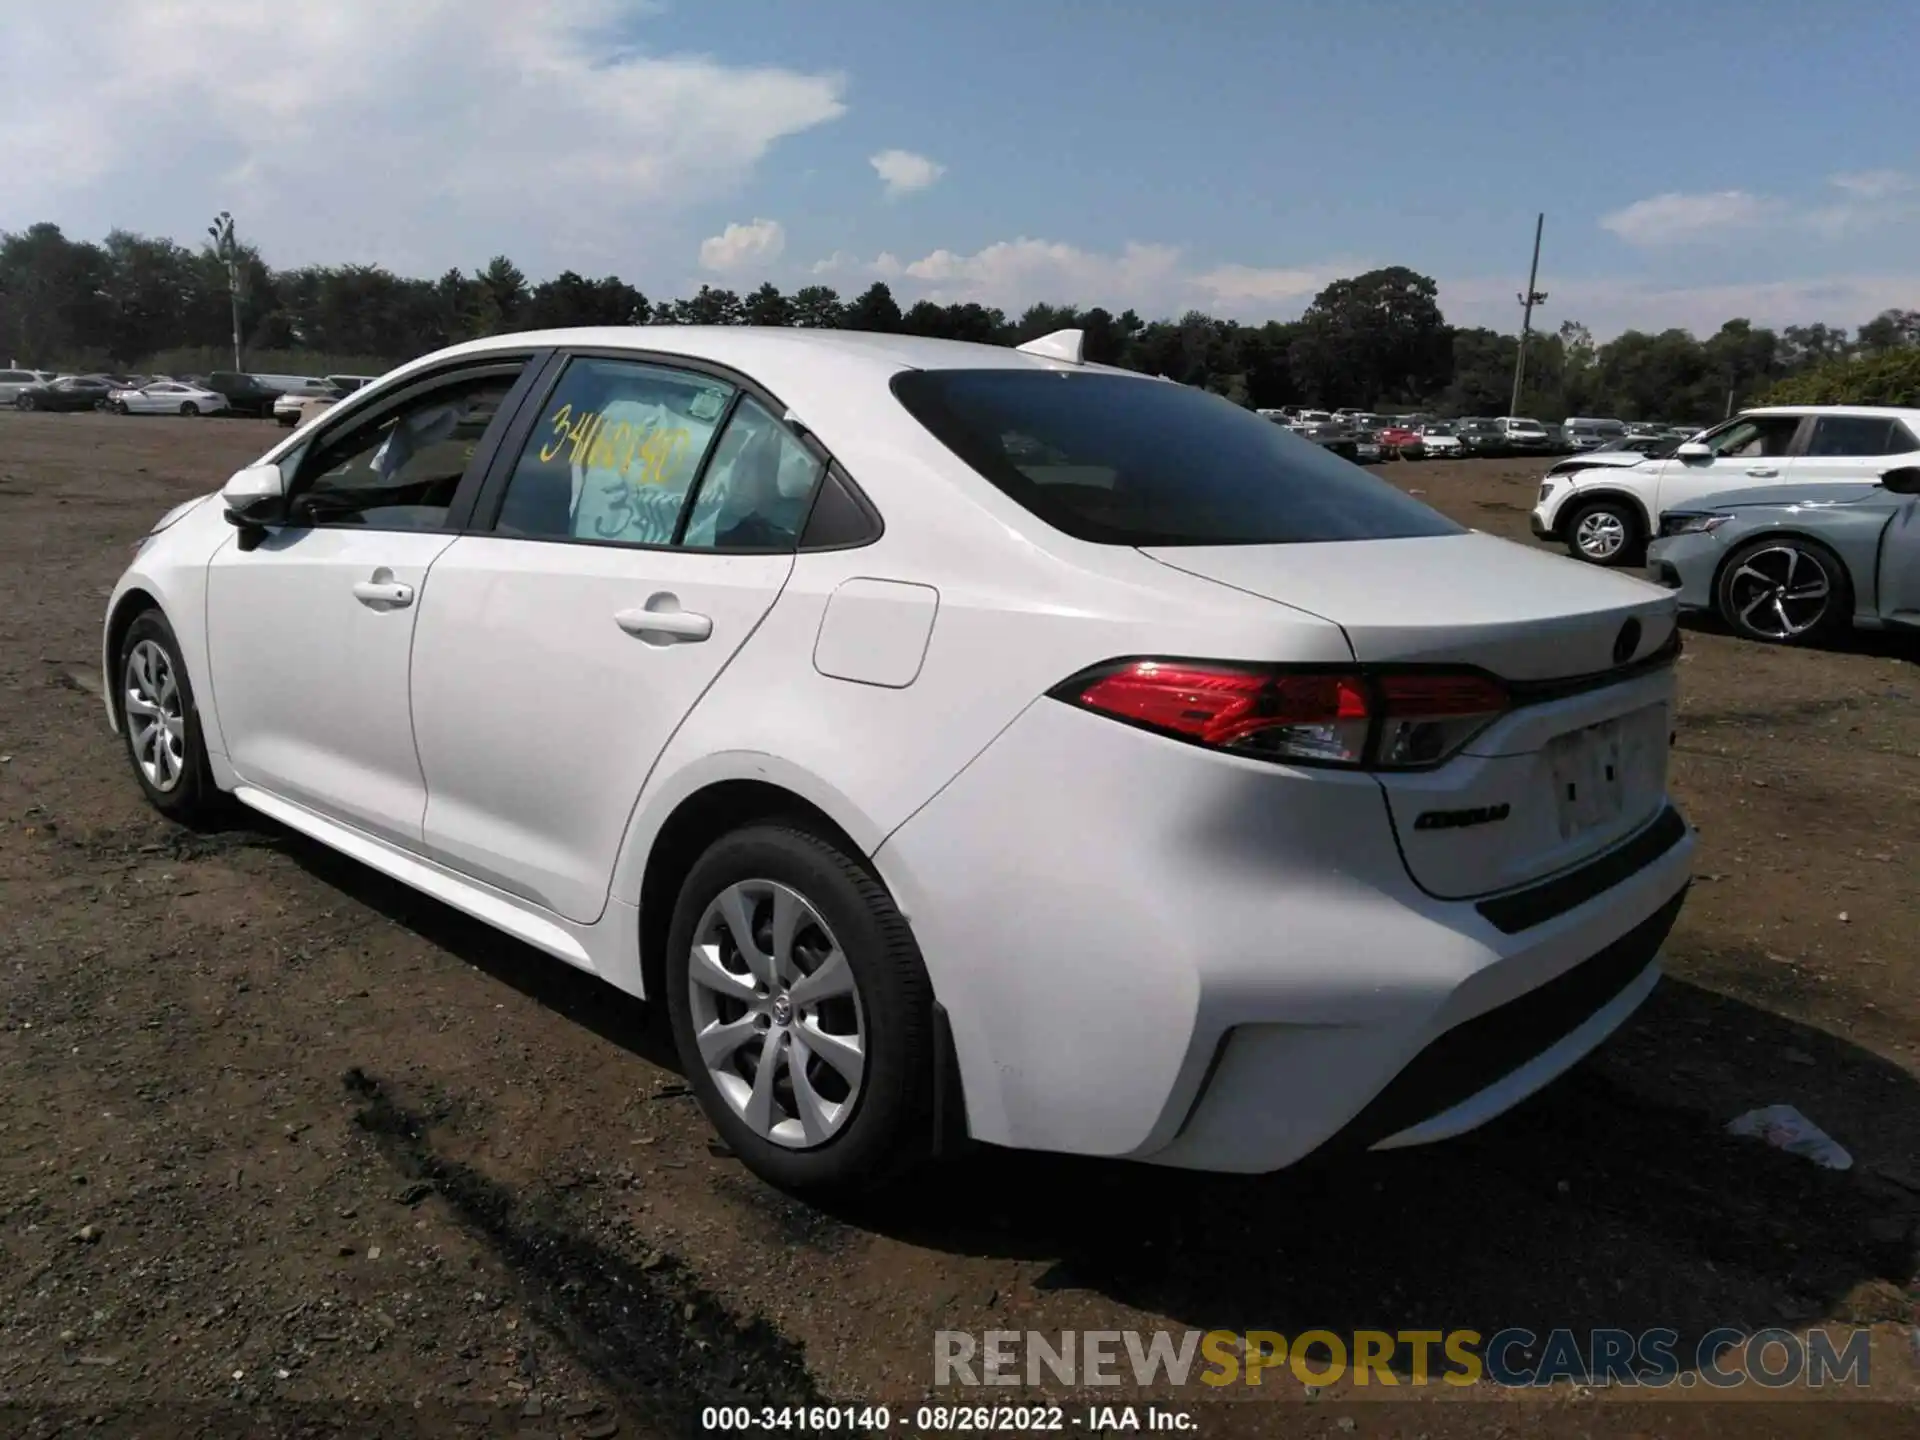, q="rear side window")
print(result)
[889,370,1462,546]
[1806,415,1901,457]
